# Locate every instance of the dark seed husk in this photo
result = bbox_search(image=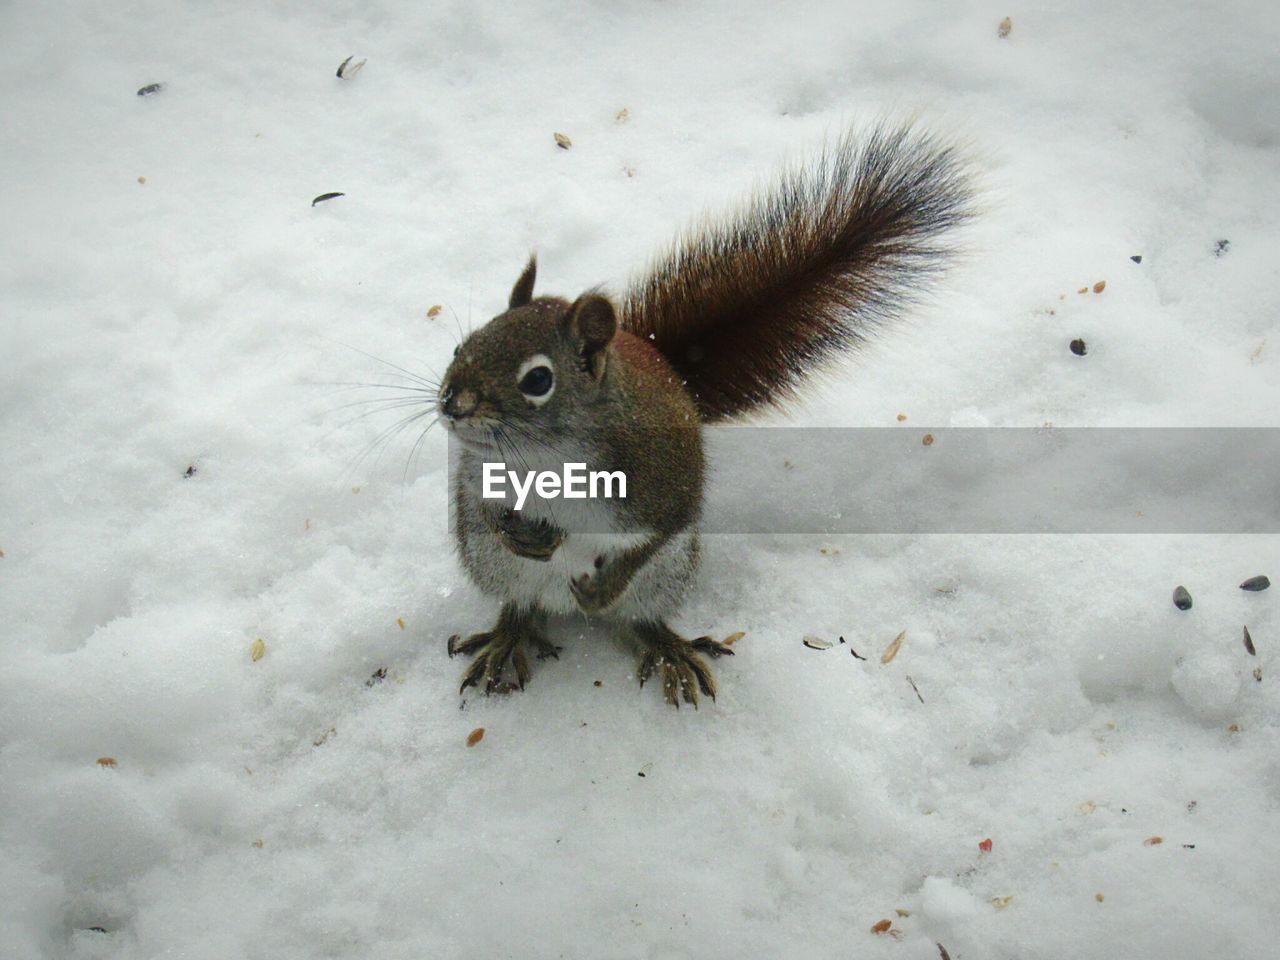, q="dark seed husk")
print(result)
[136,82,164,97]
[1240,575,1270,592]
[1173,585,1193,610]
[1243,626,1256,656]
[336,56,366,79]
[1070,338,1088,356]
[311,192,345,206]
[1130,255,1143,263]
